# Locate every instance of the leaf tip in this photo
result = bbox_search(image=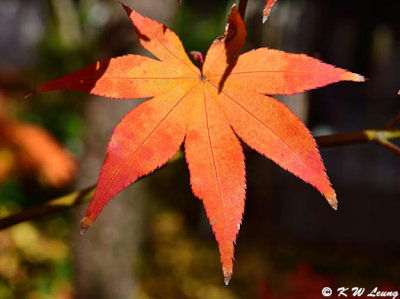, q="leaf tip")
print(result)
[229,4,241,21]
[80,216,92,235]
[119,1,132,15]
[263,0,277,23]
[223,268,232,286]
[327,192,338,210]
[342,72,365,83]
[353,73,365,82]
